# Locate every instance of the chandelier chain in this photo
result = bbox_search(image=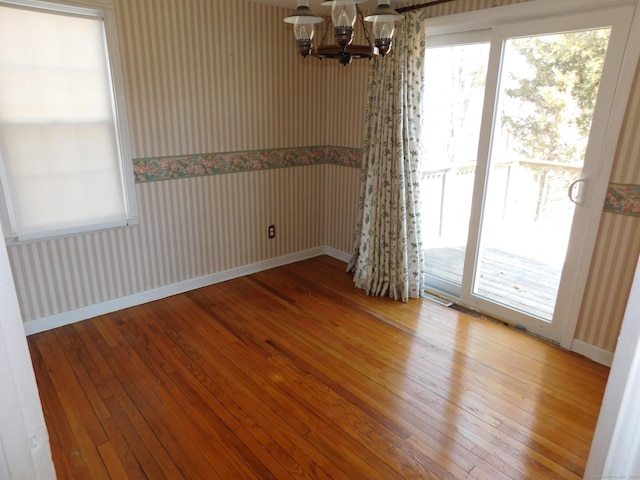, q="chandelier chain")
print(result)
[319,17,332,46]
[357,7,373,47]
